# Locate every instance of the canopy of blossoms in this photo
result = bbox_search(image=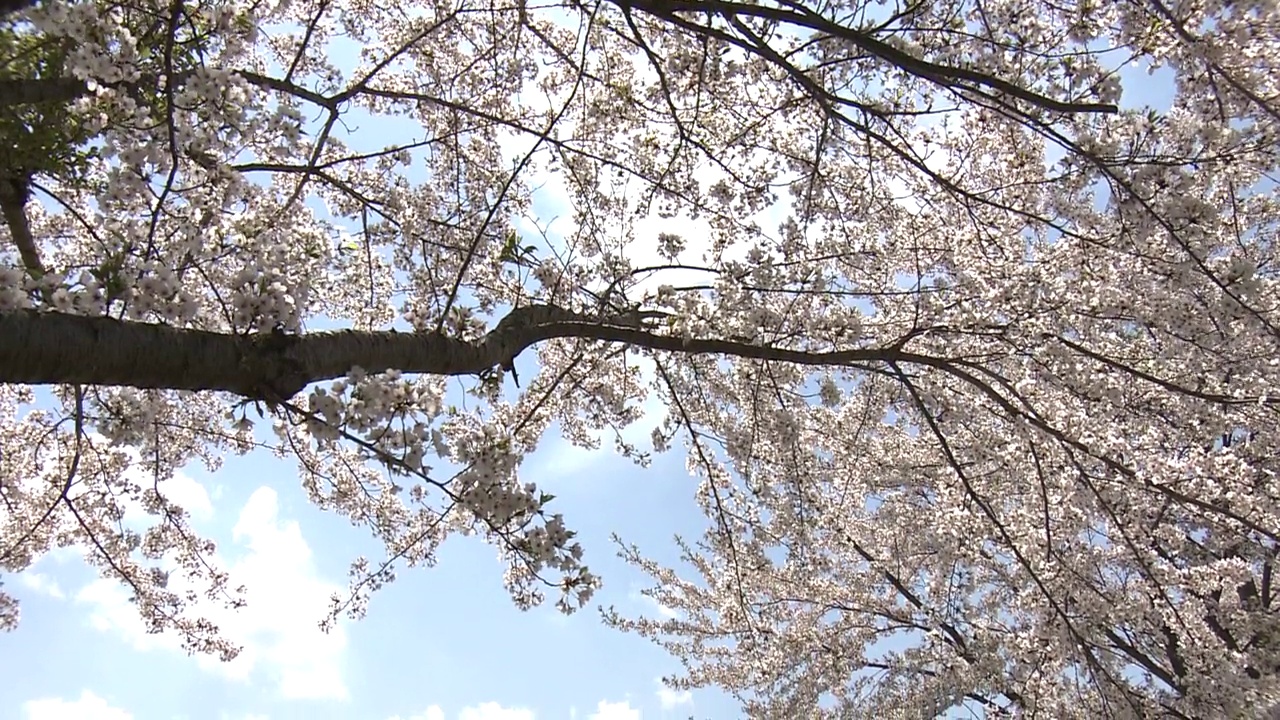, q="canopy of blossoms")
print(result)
[0,0,1277,716]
